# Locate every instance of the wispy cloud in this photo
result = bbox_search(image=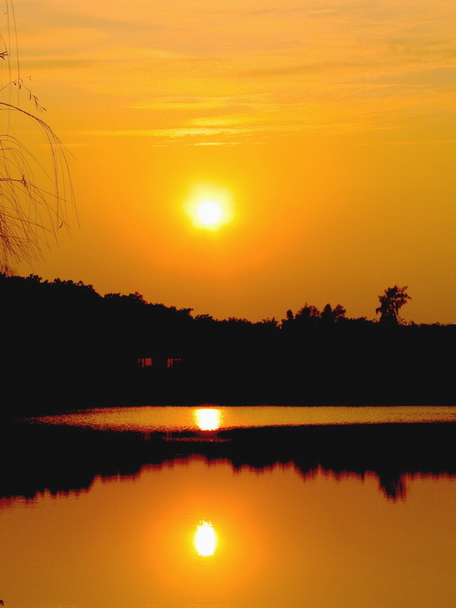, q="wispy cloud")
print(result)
[14,0,456,145]
[129,97,229,111]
